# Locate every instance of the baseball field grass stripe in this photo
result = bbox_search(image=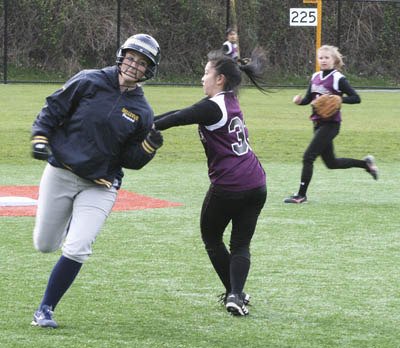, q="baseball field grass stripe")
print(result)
[0,84,399,348]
